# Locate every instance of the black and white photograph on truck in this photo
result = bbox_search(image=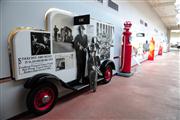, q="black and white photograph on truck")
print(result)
[73,25,88,83]
[56,58,65,70]
[31,32,51,55]
[52,13,74,53]
[96,22,114,60]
